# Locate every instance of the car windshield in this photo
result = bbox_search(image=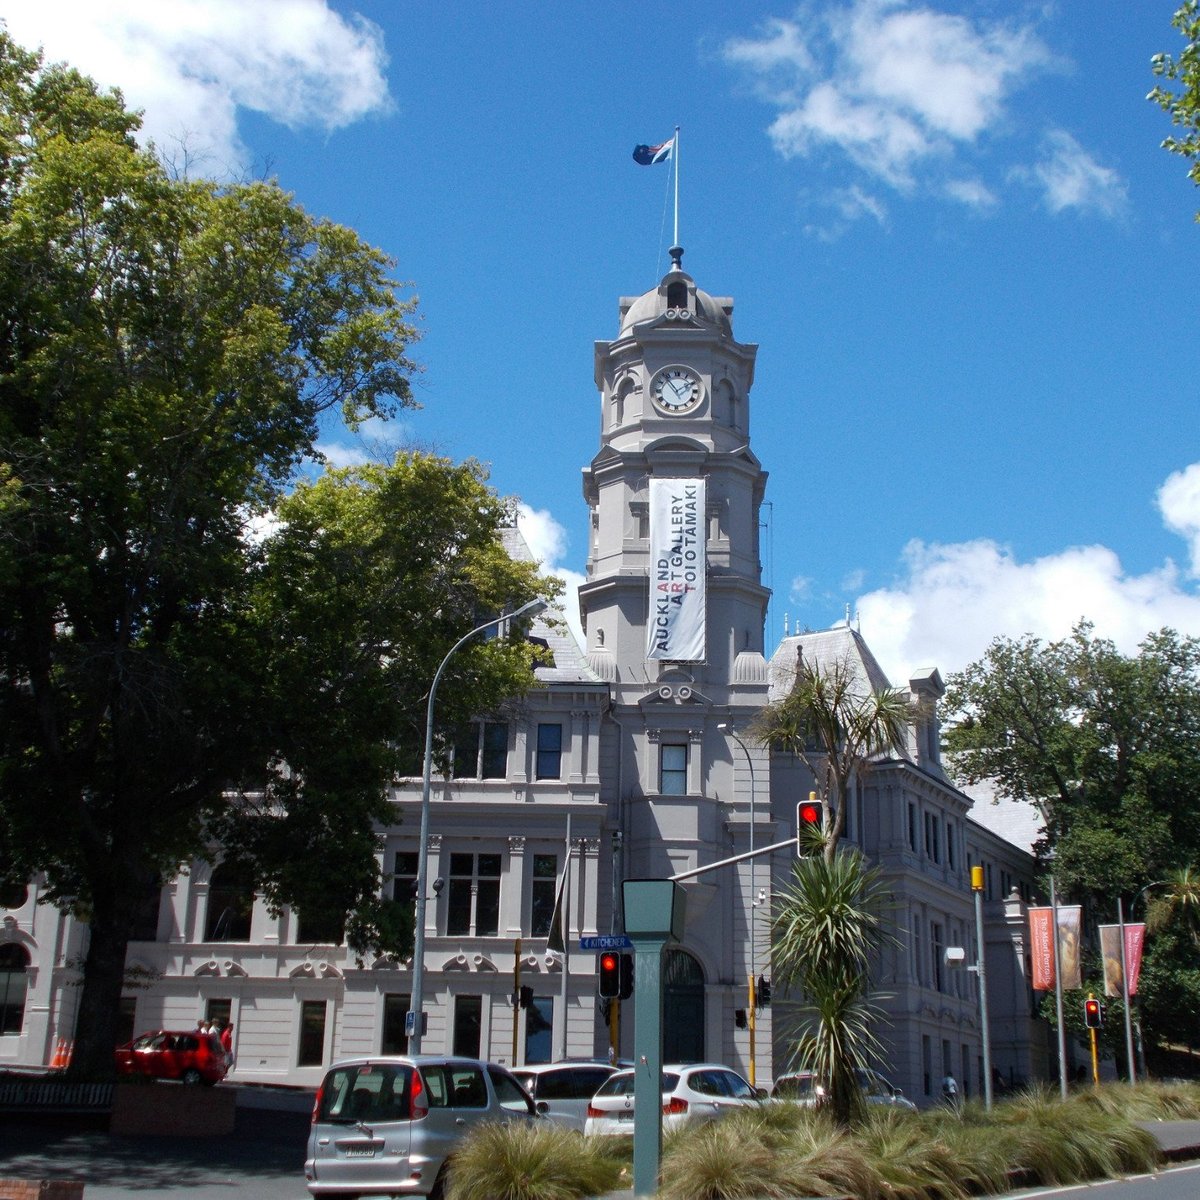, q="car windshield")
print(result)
[318,1064,414,1123]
